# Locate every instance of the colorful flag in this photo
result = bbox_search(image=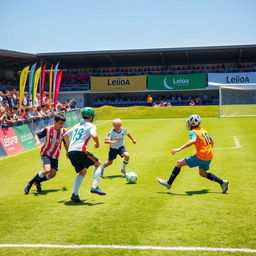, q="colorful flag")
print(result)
[32,67,41,105]
[28,63,37,105]
[40,64,47,107]
[54,70,63,109]
[19,66,29,110]
[53,63,59,102]
[49,65,53,104]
